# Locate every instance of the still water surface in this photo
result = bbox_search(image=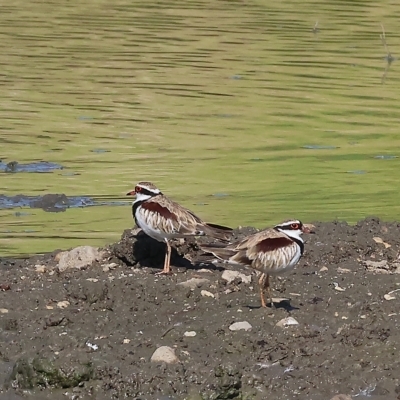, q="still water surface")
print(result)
[1,0,400,256]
